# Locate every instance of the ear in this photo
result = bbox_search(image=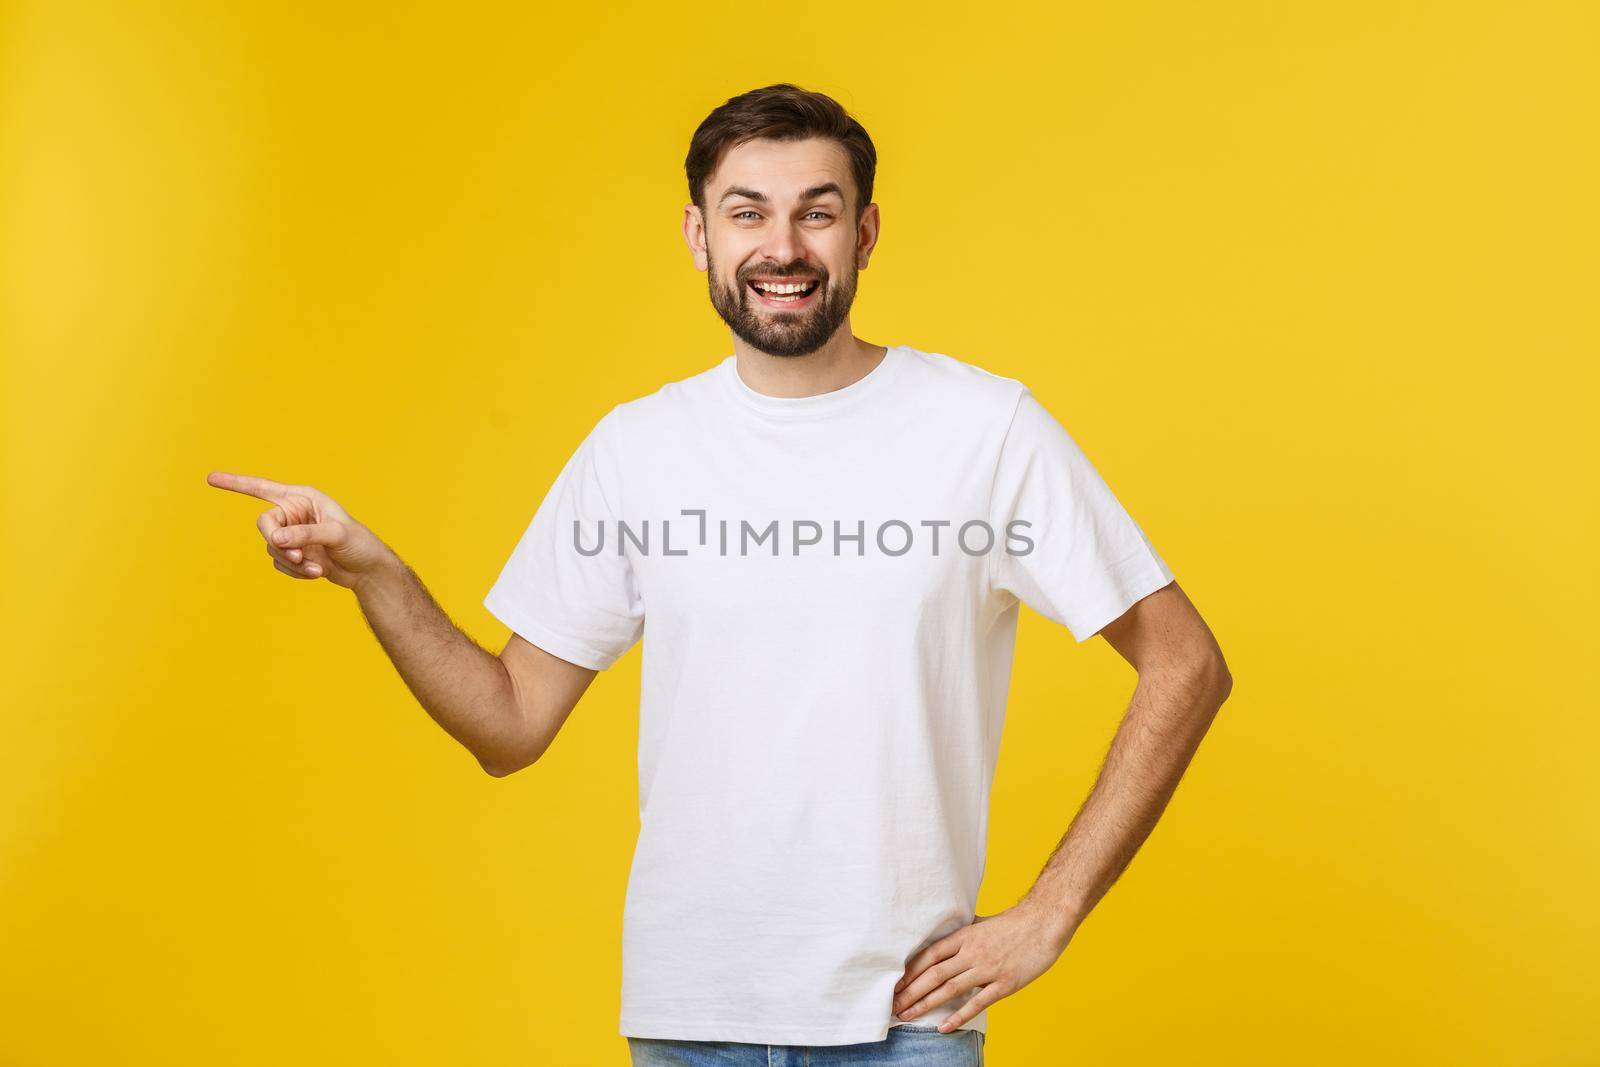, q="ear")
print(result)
[855,201,881,271]
[683,204,708,272]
